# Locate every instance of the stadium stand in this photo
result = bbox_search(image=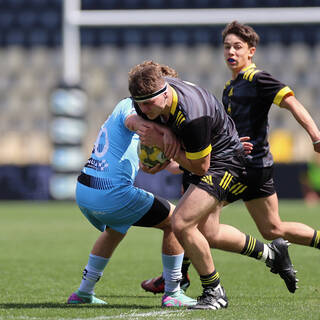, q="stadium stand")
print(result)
[0,1,319,198]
